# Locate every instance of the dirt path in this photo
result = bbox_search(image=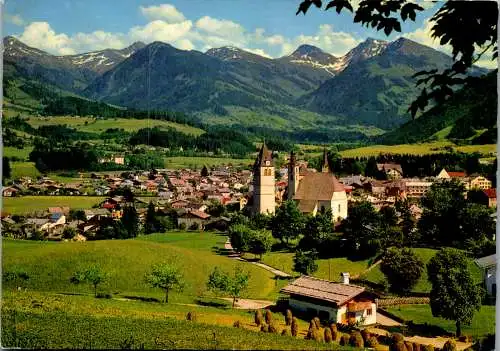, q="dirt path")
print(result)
[220,297,274,309]
[224,238,291,278]
[375,313,401,327]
